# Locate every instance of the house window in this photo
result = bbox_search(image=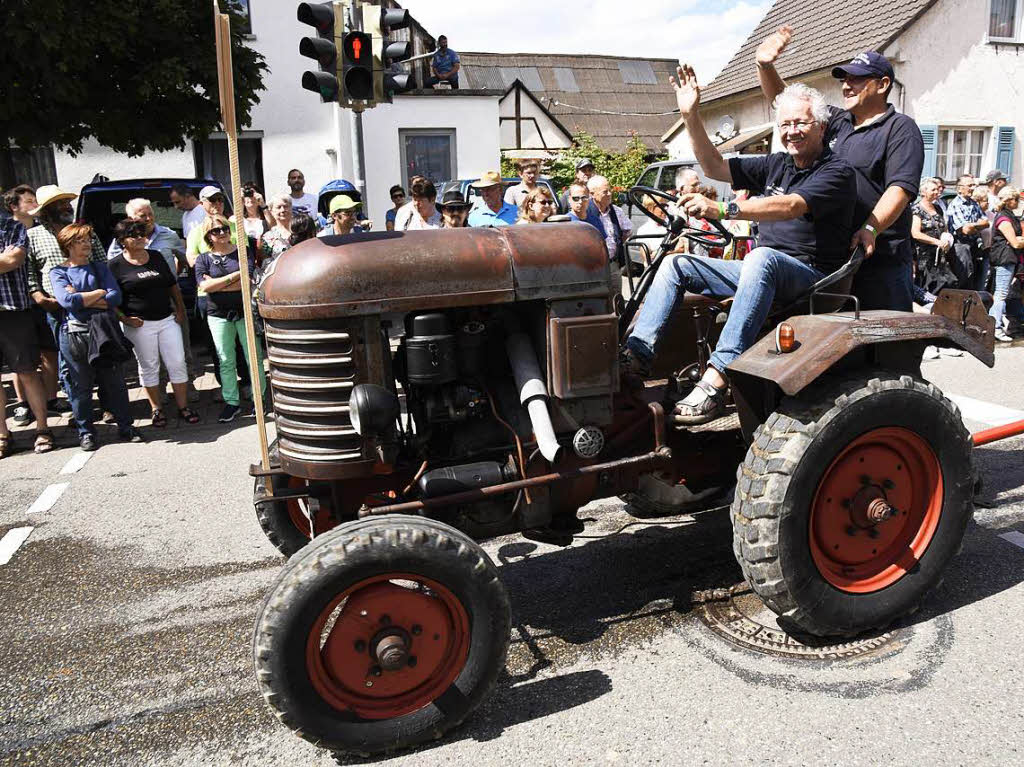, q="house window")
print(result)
[193,135,265,194]
[936,128,988,181]
[988,0,1021,41]
[399,129,456,188]
[0,146,57,190]
[227,0,253,35]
